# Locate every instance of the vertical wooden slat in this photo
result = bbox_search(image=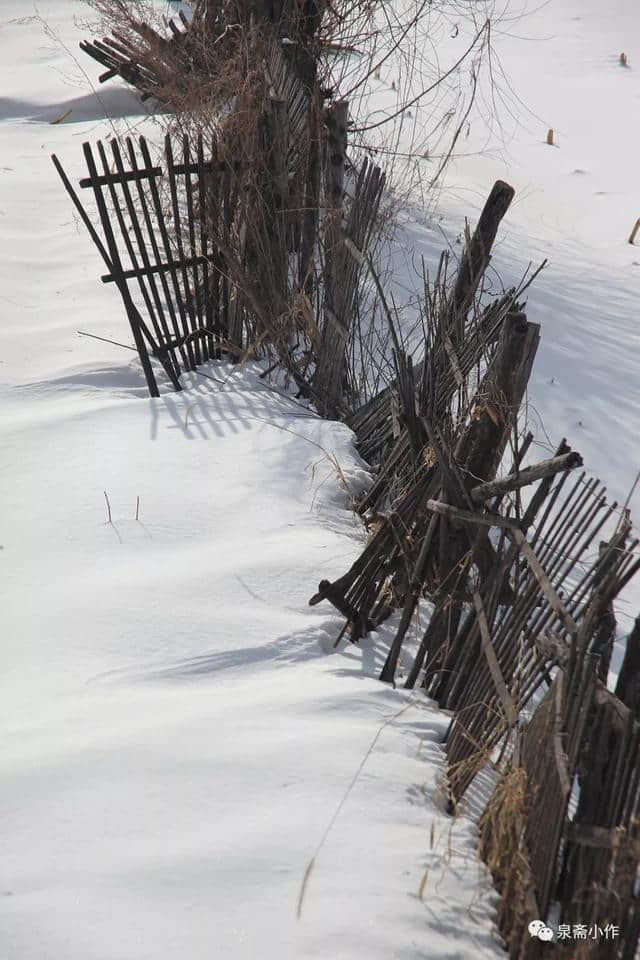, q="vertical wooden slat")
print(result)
[109,139,182,390]
[137,136,198,370]
[221,156,237,348]
[125,136,190,376]
[81,141,159,397]
[95,139,180,391]
[165,135,202,366]
[181,134,207,362]
[197,132,217,357]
